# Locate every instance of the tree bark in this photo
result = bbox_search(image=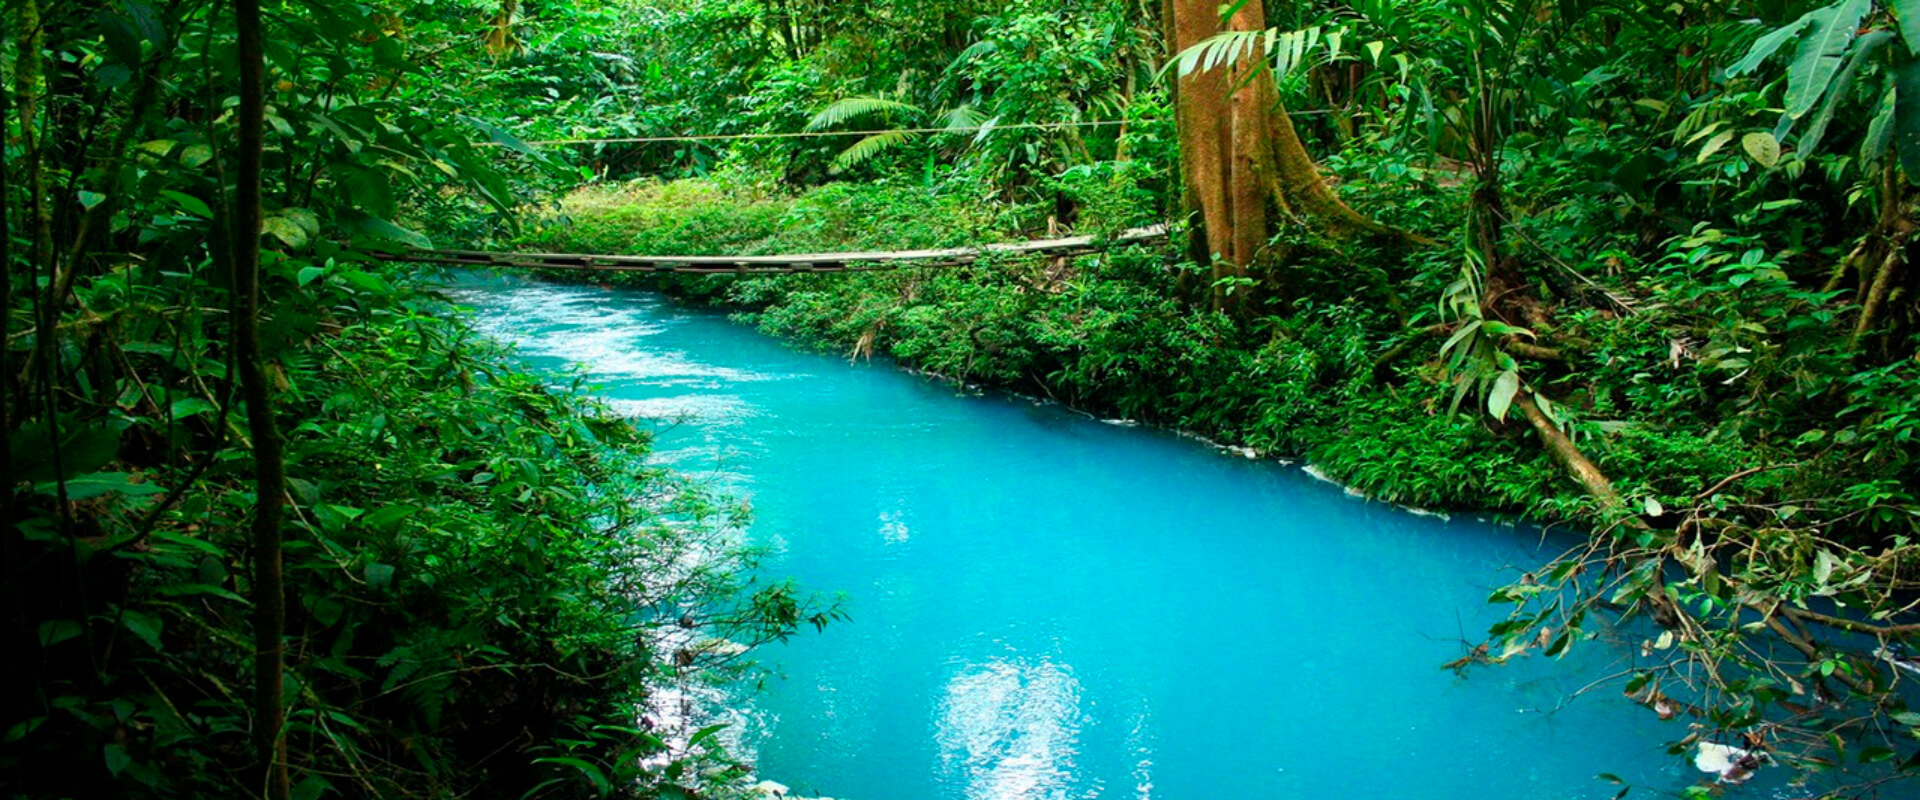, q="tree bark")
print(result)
[1516,391,1617,507]
[1165,0,1406,314]
[231,0,289,796]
